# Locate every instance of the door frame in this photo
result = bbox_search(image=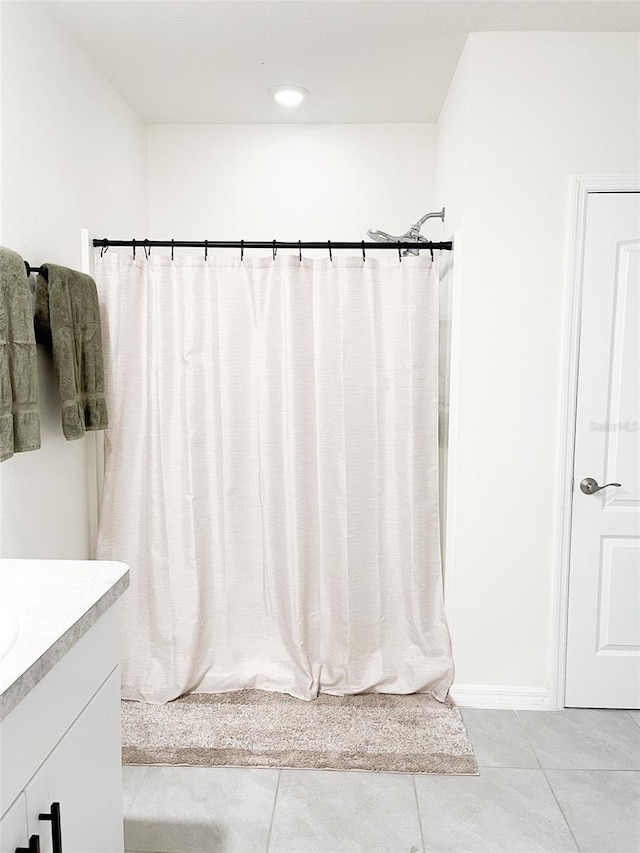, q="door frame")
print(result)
[550,174,640,709]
